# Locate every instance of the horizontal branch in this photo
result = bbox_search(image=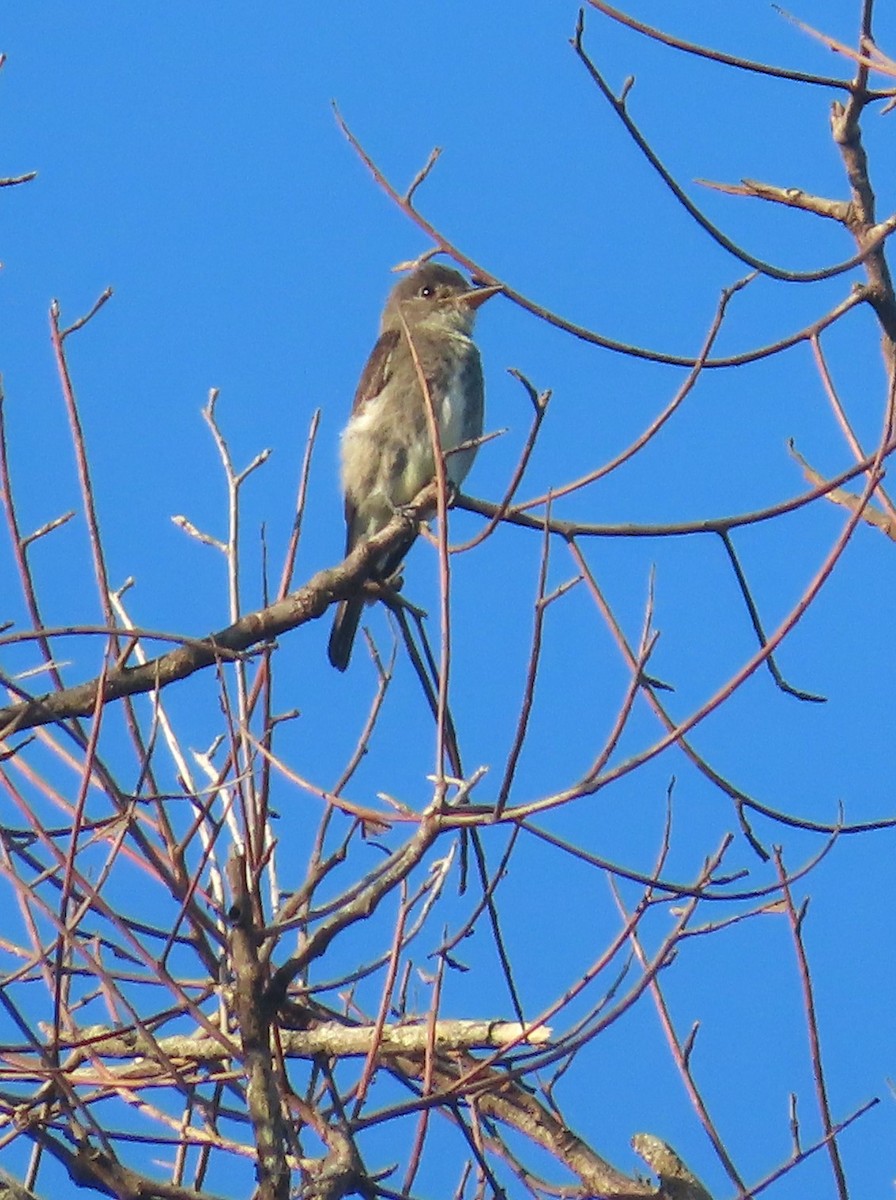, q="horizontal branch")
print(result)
[0,491,434,737]
[698,176,854,223]
[5,426,892,742]
[459,434,896,534]
[44,1016,658,1199]
[47,1018,552,1079]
